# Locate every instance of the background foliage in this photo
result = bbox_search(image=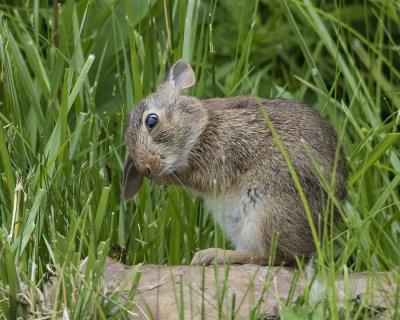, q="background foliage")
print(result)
[0,0,399,318]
